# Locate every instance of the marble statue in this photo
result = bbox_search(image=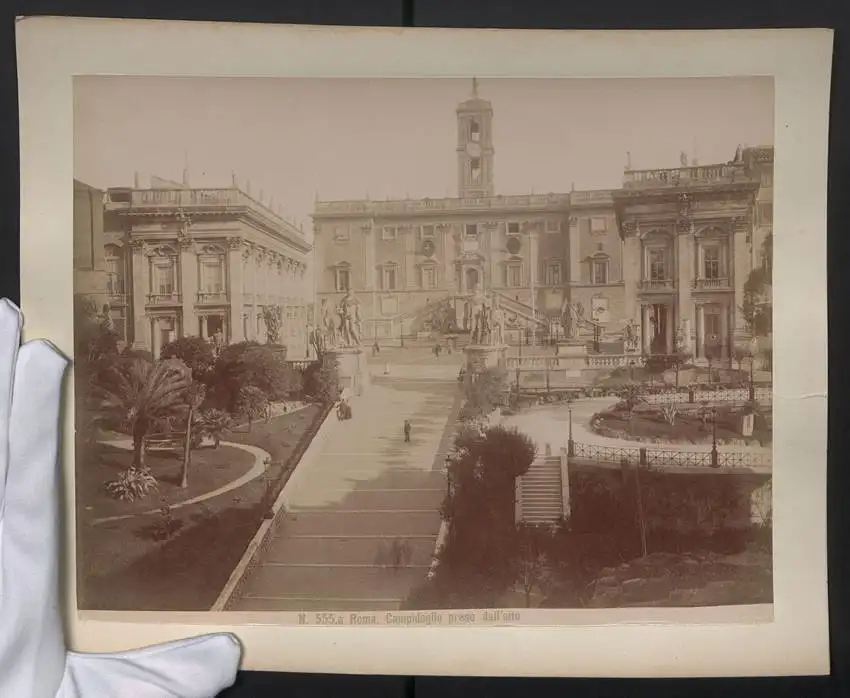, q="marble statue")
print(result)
[319,299,336,351]
[623,318,640,353]
[560,300,585,340]
[337,290,362,347]
[490,295,504,346]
